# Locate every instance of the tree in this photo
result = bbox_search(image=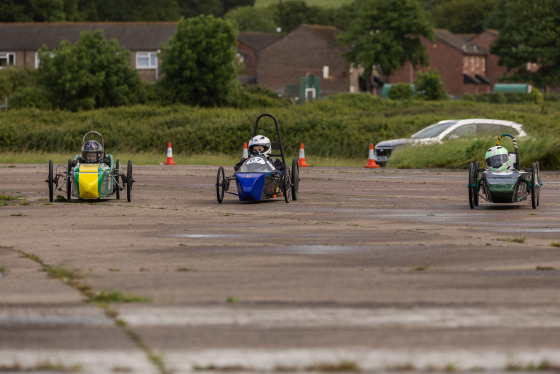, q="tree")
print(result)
[433,0,489,34]
[177,0,223,18]
[37,31,144,111]
[225,6,277,33]
[273,1,310,34]
[491,0,560,90]
[0,0,66,22]
[222,0,255,14]
[159,15,238,106]
[415,69,447,100]
[338,0,434,86]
